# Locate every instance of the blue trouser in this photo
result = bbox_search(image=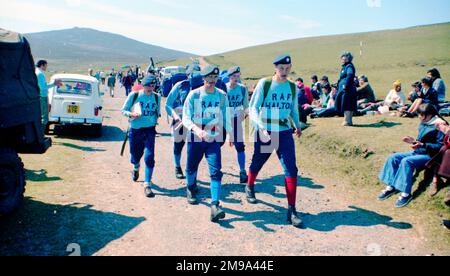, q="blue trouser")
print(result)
[232,117,245,153]
[379,152,431,195]
[186,134,223,204]
[129,127,156,183]
[249,130,298,178]
[316,107,338,118]
[125,85,132,96]
[172,120,187,155]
